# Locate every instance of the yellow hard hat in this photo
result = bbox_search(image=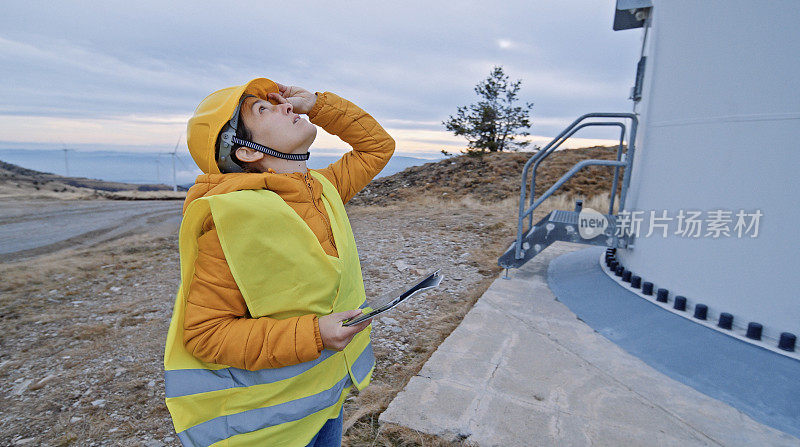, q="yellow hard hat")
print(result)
[186,78,279,174]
